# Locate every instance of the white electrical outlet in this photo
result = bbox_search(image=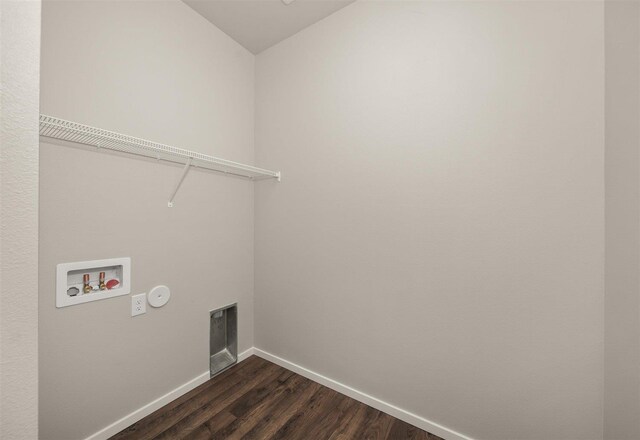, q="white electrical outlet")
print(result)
[131,293,146,317]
